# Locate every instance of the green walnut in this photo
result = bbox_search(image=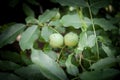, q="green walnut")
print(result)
[64,32,78,47]
[49,33,63,48]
